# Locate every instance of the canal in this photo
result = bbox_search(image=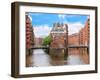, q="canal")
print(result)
[26,49,85,67]
[32,49,51,66]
